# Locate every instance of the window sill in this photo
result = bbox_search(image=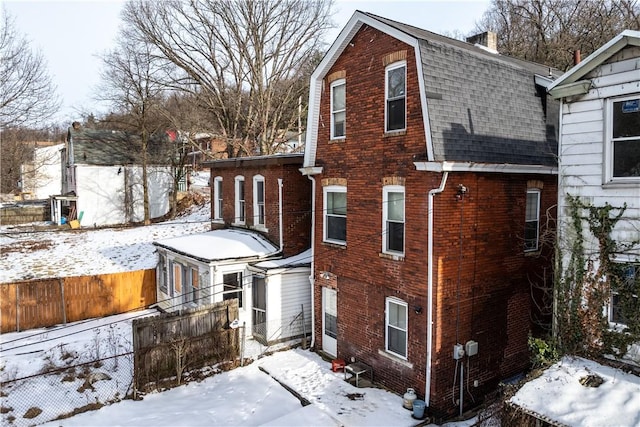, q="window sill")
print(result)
[231,222,247,227]
[322,241,347,249]
[384,129,406,137]
[329,137,346,143]
[602,179,640,189]
[379,252,404,261]
[524,249,541,257]
[212,219,224,224]
[378,349,412,368]
[252,225,269,233]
